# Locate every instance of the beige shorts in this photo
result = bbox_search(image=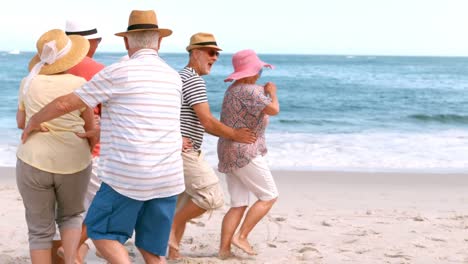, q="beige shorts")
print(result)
[225,155,278,207]
[178,150,224,210]
[16,159,91,250]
